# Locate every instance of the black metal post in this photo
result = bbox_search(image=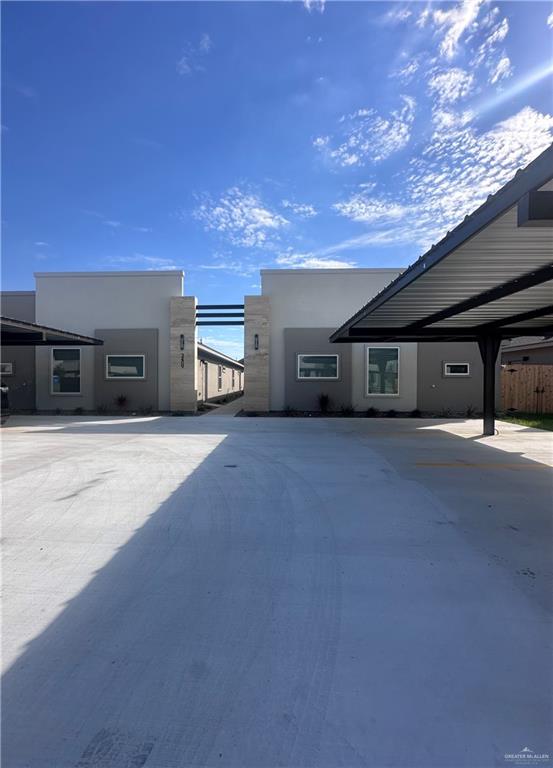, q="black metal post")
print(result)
[478,334,501,436]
